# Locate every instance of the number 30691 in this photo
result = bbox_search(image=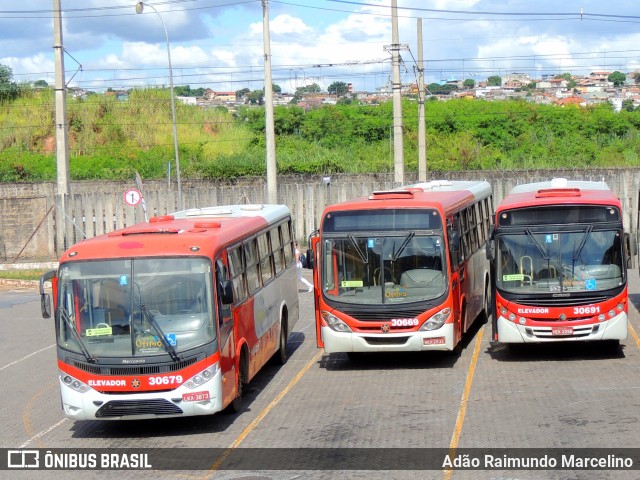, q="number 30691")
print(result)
[572,306,600,315]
